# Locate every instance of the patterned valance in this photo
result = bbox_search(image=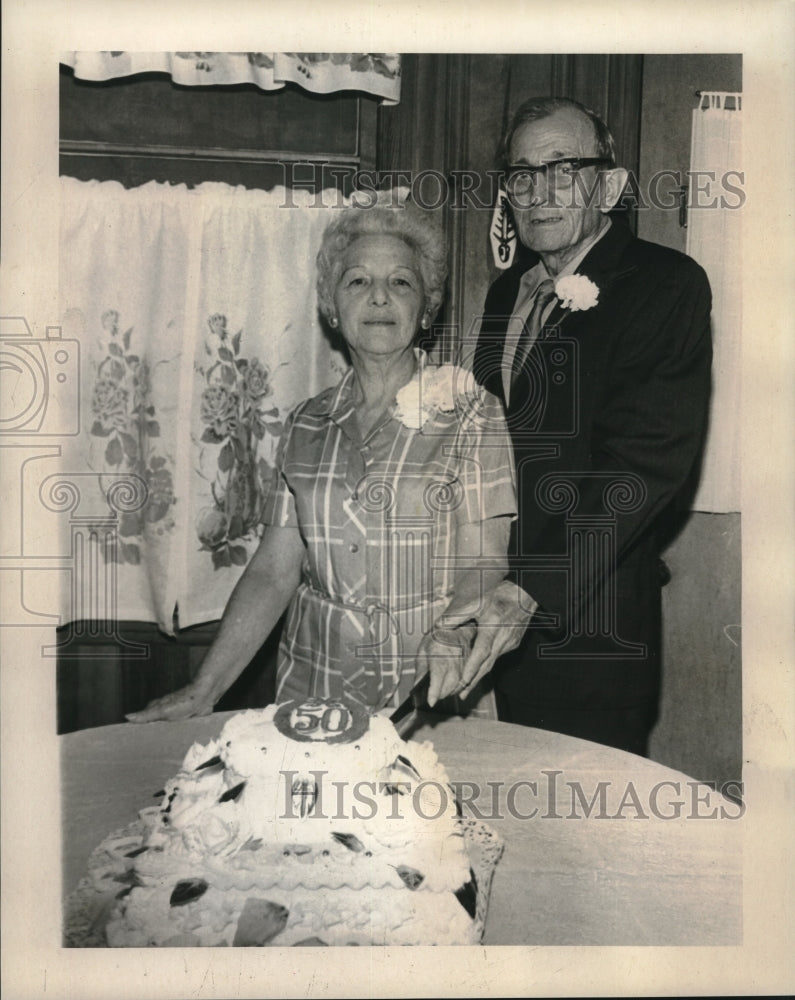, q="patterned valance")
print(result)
[60,52,402,104]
